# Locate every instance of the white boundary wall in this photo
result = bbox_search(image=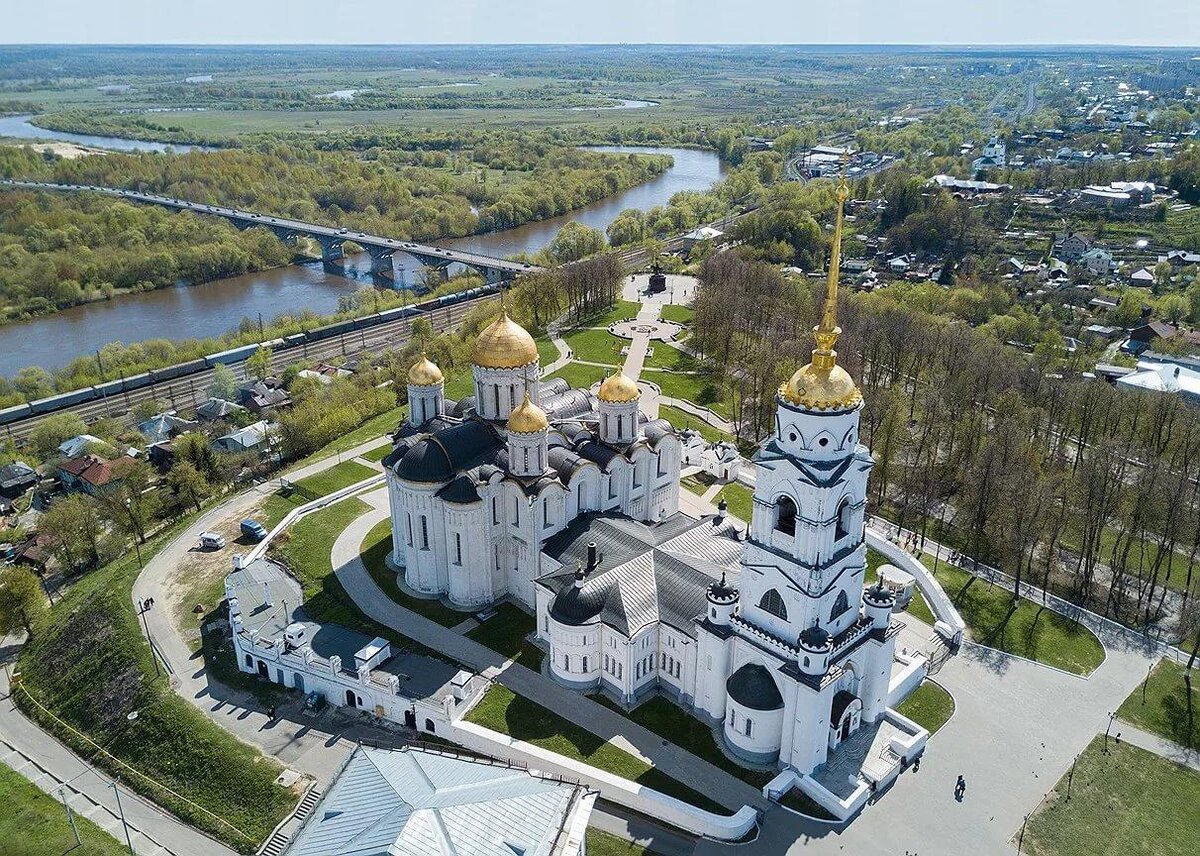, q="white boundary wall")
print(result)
[446,719,759,841]
[865,526,965,645]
